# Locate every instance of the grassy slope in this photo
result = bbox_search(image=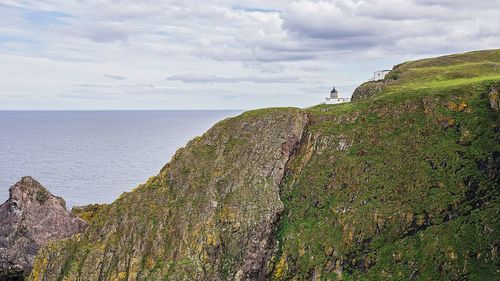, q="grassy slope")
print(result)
[271,50,500,280]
